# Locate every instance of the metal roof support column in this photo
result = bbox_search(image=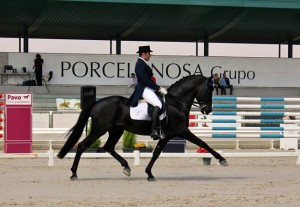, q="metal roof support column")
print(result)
[23,32,28,53]
[19,36,21,53]
[196,40,198,56]
[288,40,293,58]
[204,37,209,56]
[116,36,121,55]
[278,44,281,58]
[110,39,113,55]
